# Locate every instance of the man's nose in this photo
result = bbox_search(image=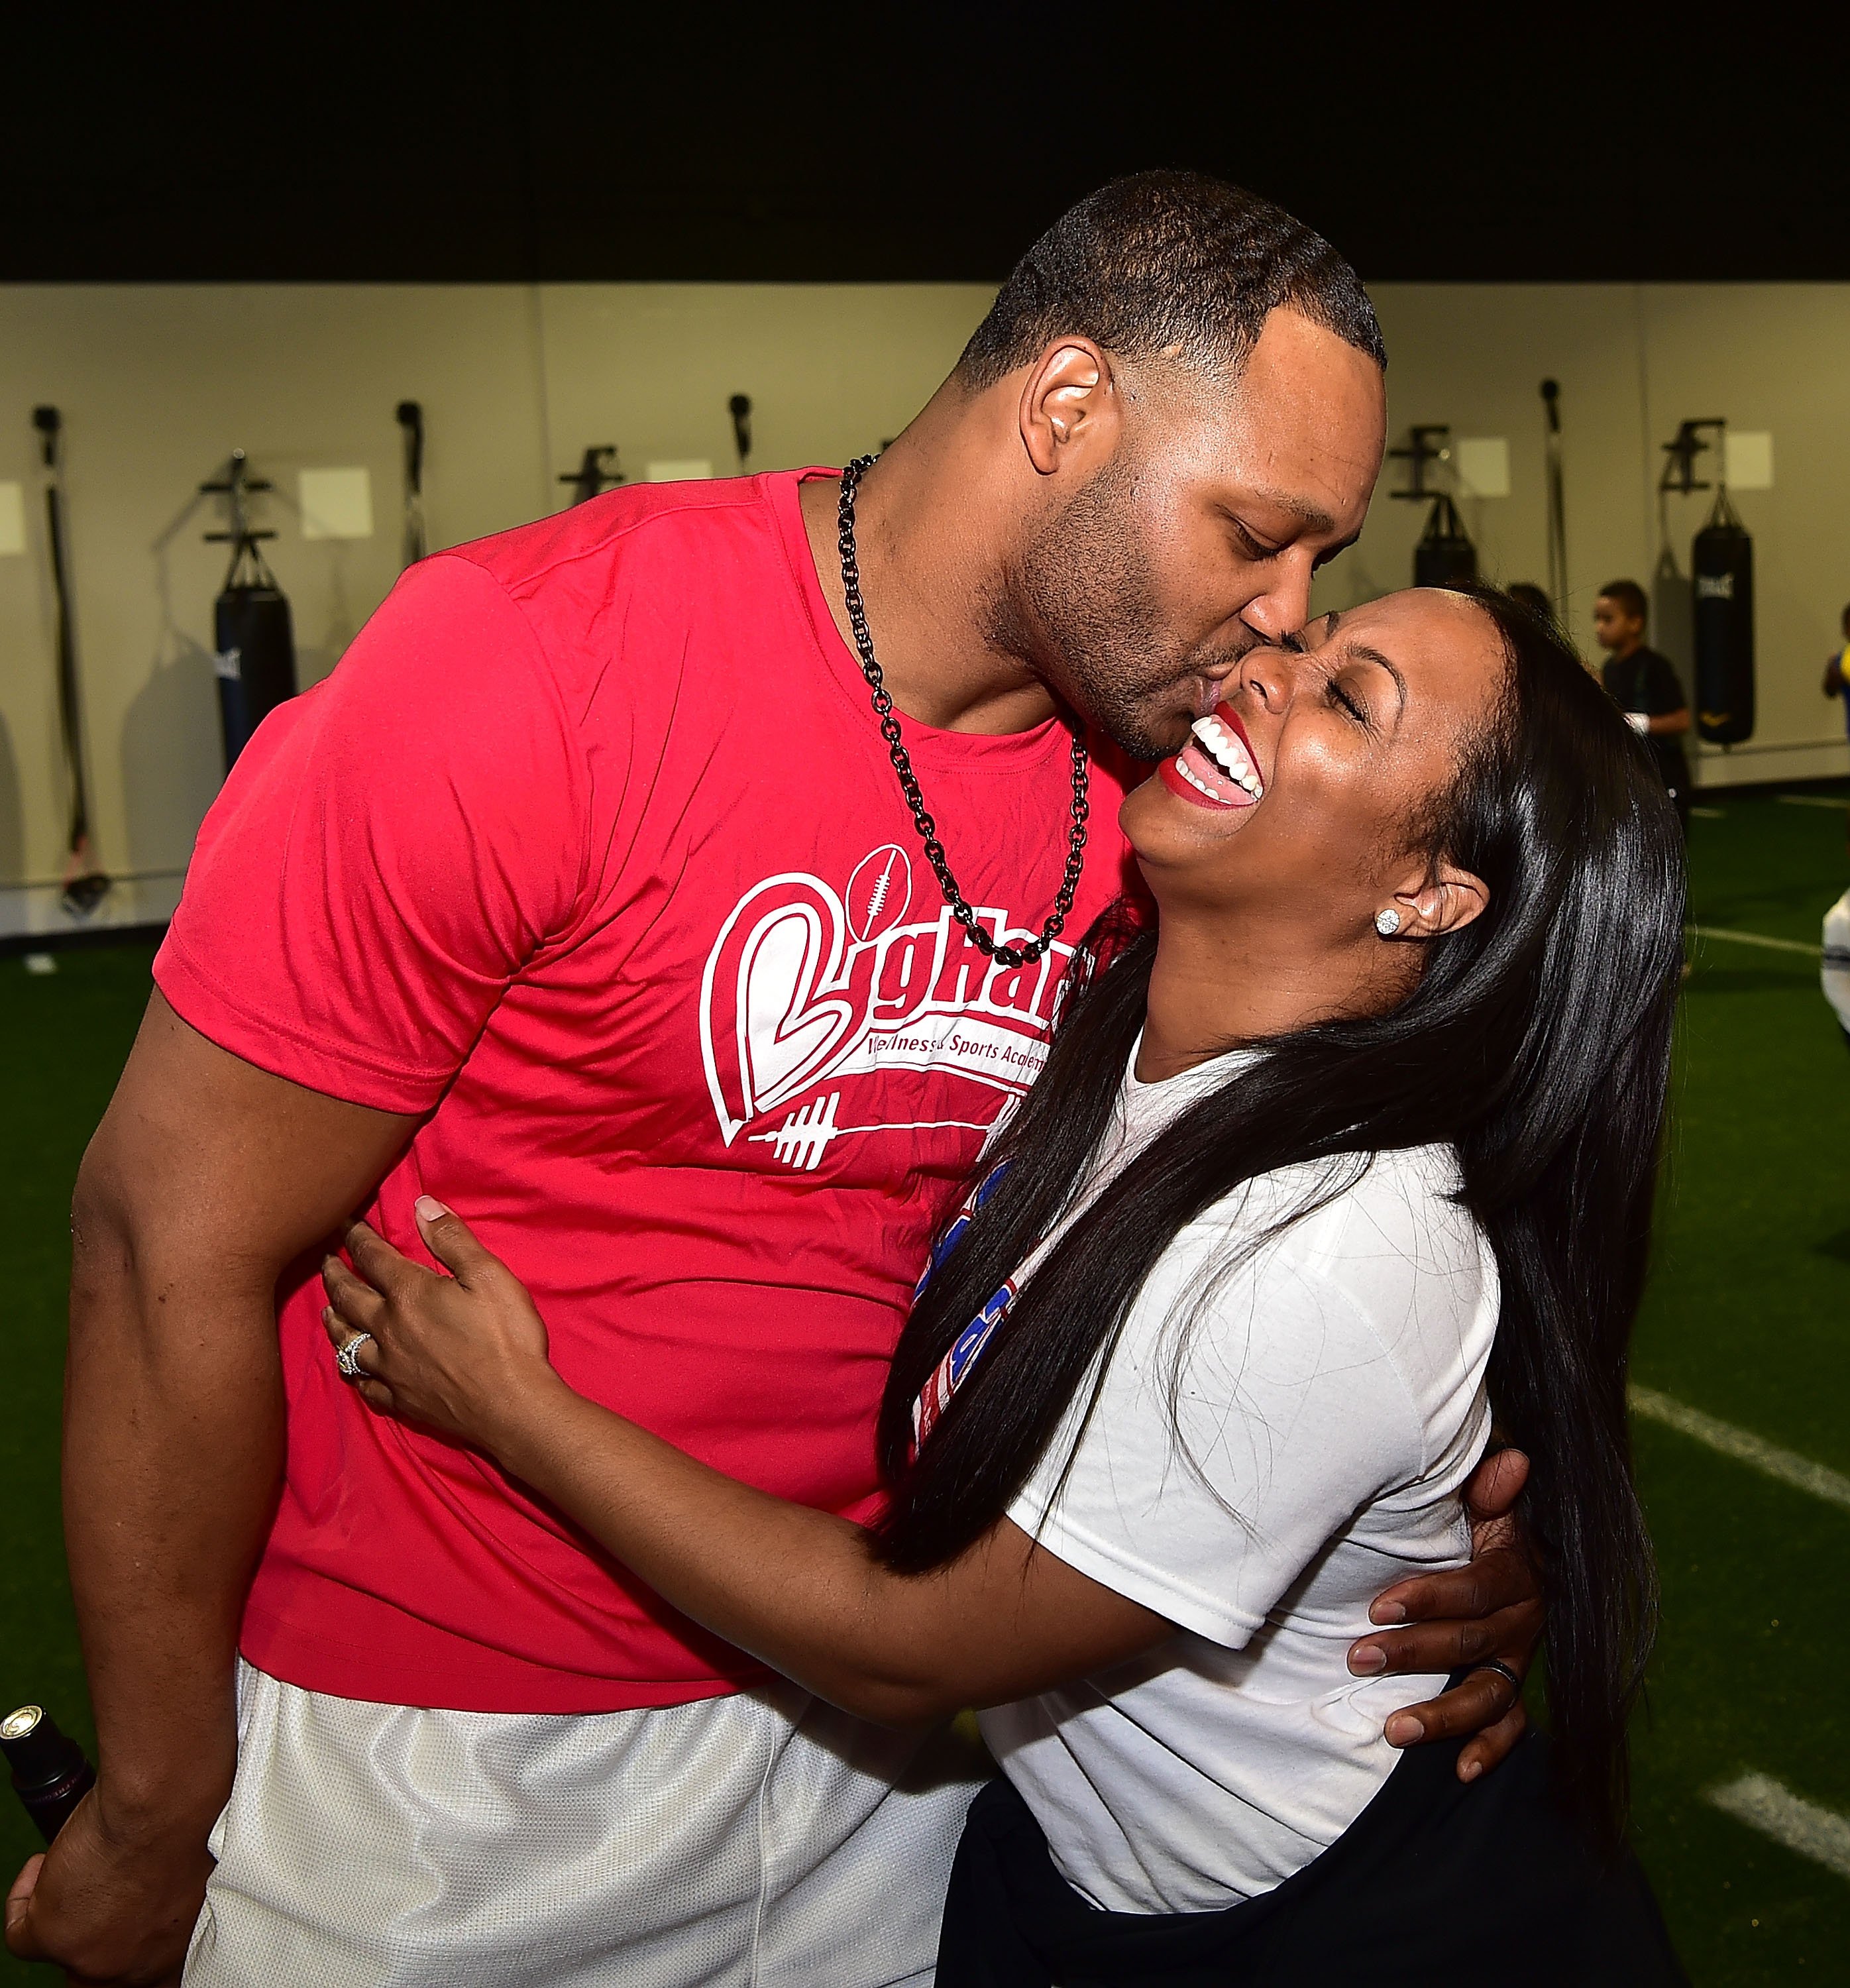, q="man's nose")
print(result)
[1238,553,1317,646]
